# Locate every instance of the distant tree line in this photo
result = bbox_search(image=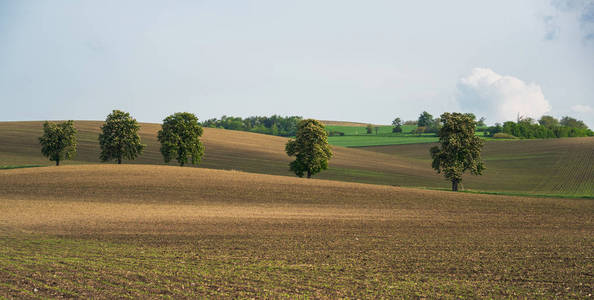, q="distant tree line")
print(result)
[392,111,447,135]
[485,115,593,139]
[201,115,302,137]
